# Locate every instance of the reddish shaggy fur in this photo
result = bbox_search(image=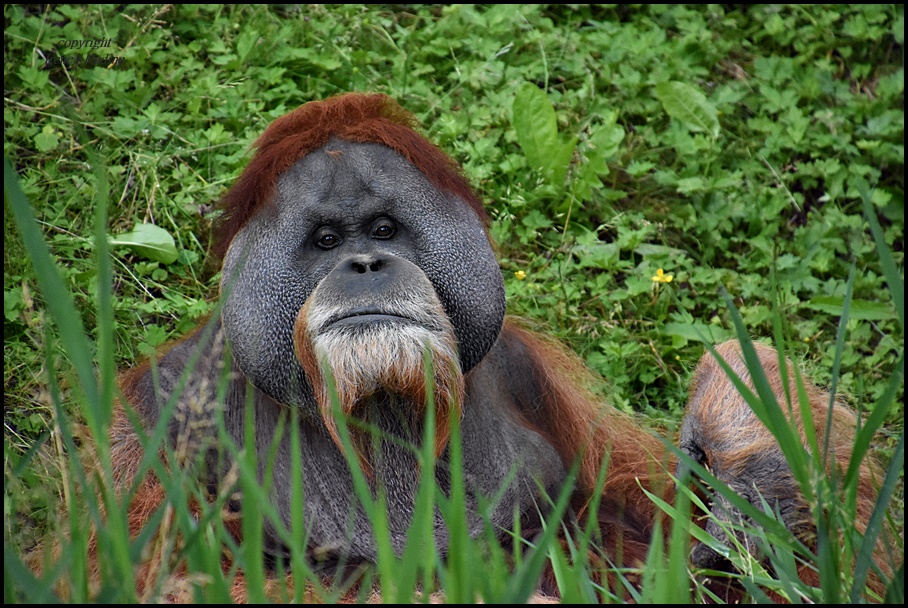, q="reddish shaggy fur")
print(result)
[214,93,488,257]
[73,94,895,602]
[687,341,893,596]
[501,324,672,569]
